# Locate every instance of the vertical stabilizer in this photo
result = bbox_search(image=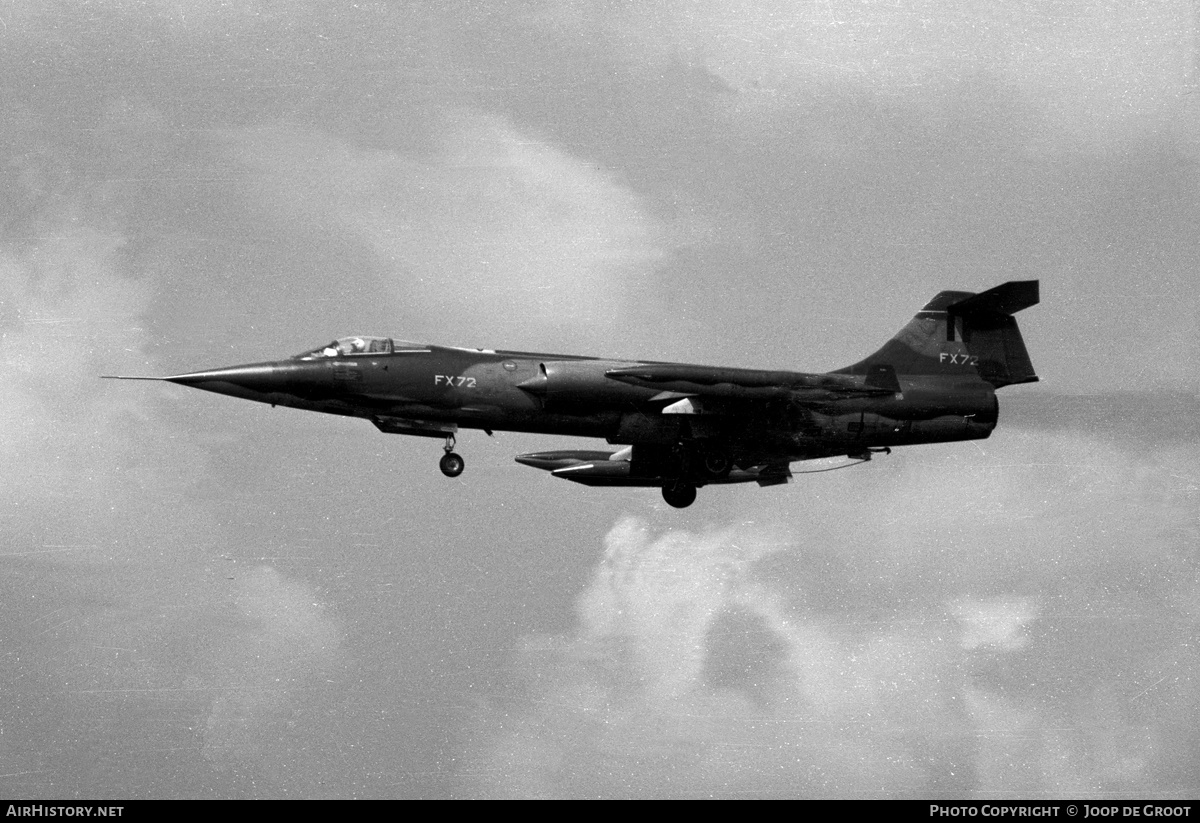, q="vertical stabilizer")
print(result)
[834,280,1039,388]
